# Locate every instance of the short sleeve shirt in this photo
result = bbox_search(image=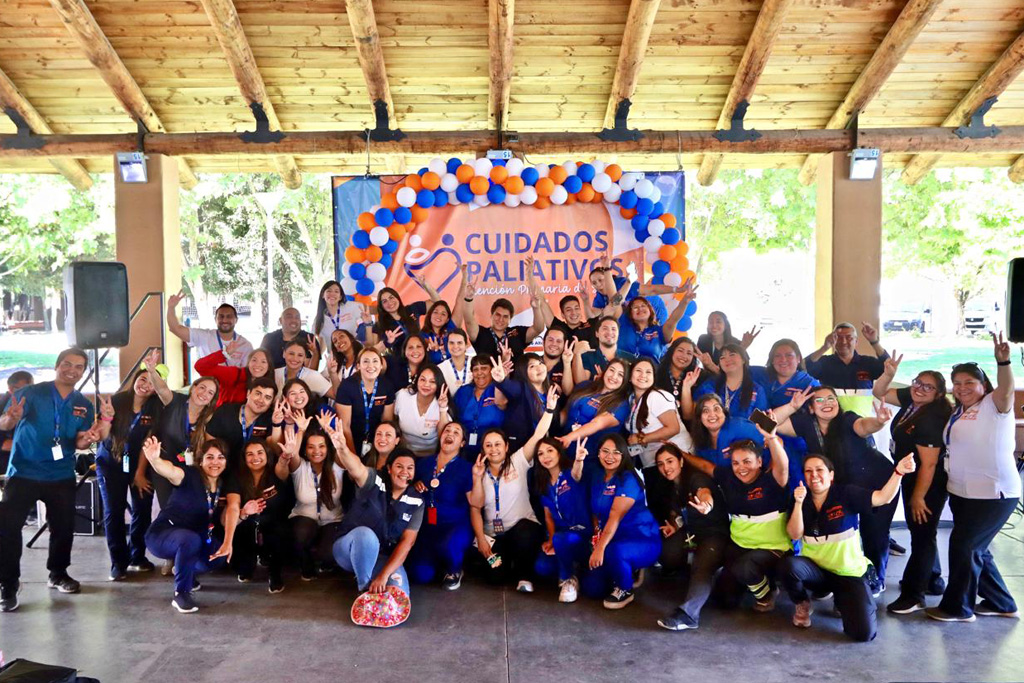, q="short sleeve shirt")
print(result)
[626,389,693,468]
[289,459,344,525]
[7,382,95,481]
[416,454,473,526]
[336,375,396,454]
[481,450,538,536]
[889,387,946,465]
[394,389,442,454]
[945,393,1022,499]
[189,328,253,369]
[589,471,660,539]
